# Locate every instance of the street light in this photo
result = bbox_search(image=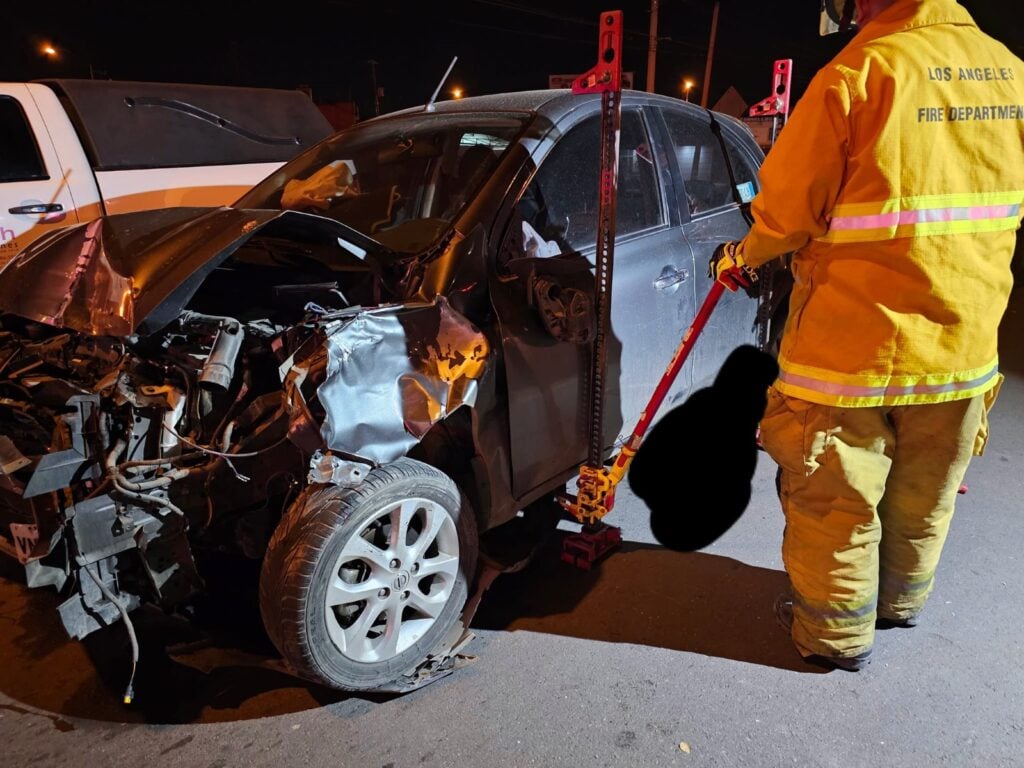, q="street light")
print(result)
[683,79,695,102]
[451,86,464,99]
[38,41,95,78]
